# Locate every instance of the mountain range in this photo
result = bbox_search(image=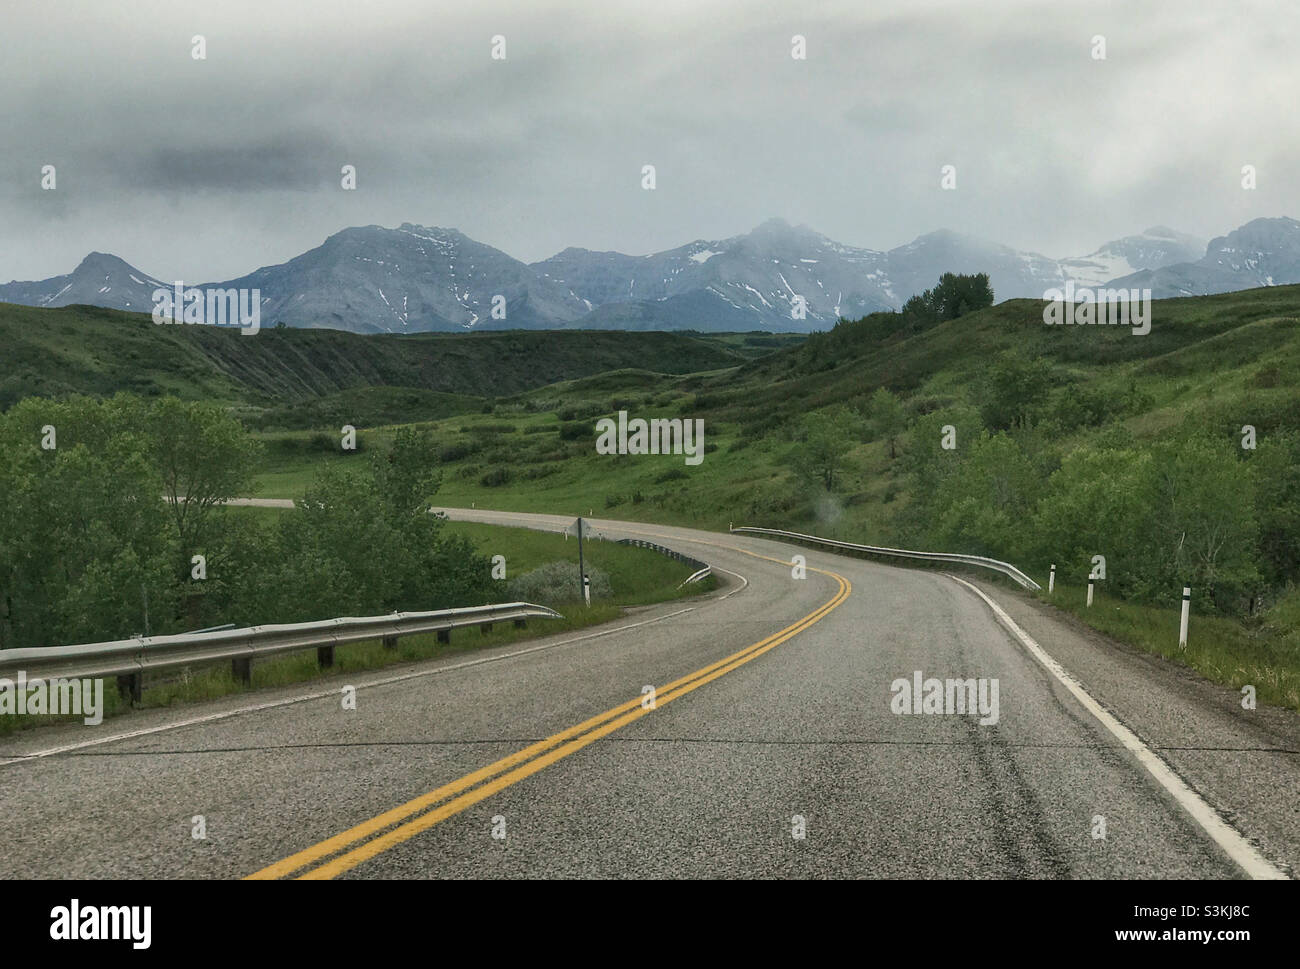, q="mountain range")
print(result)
[3,217,1295,334]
